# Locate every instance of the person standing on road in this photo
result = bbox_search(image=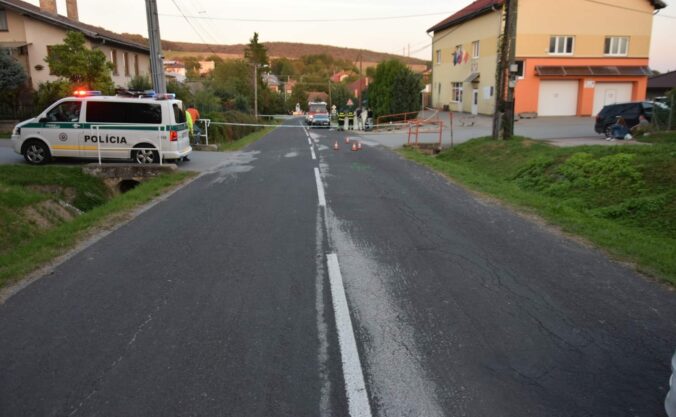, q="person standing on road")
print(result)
[362,107,369,131]
[186,105,202,145]
[356,108,363,130]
